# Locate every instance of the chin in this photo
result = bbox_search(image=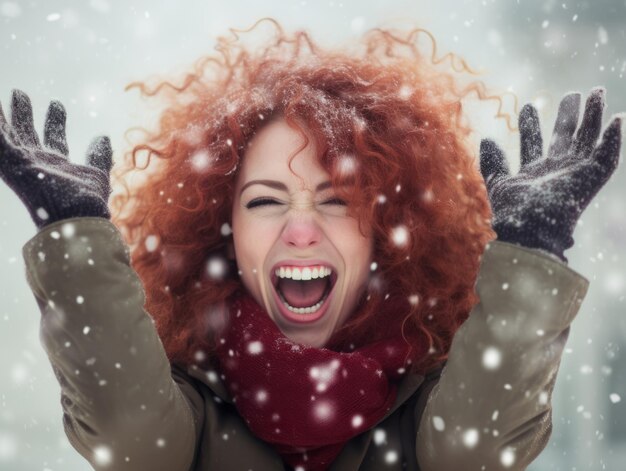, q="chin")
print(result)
[281,329,329,349]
